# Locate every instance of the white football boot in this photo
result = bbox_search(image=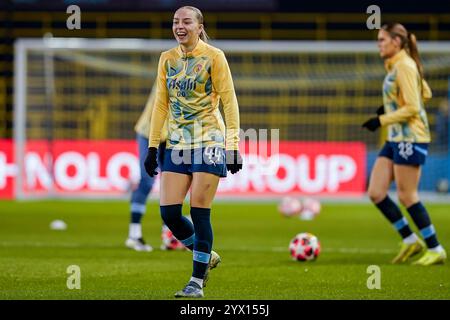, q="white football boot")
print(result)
[125,237,153,252]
